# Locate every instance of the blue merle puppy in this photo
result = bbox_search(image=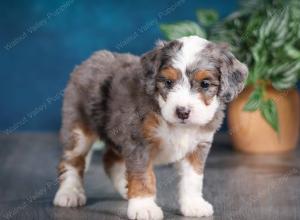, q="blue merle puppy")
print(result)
[53,36,248,220]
